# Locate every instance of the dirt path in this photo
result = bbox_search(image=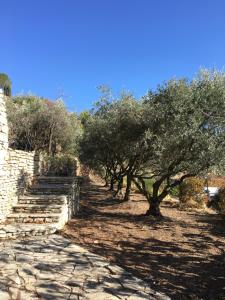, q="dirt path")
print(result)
[62,178,225,300]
